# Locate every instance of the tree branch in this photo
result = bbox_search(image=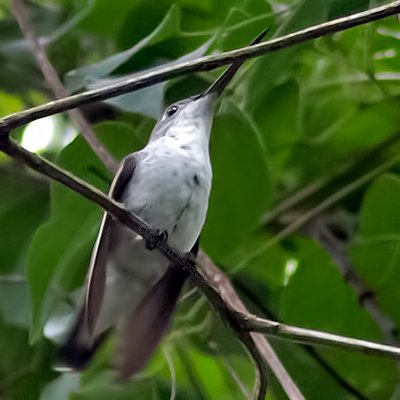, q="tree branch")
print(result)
[235,151,400,272]
[11,0,118,173]
[304,217,400,347]
[241,315,400,360]
[234,279,369,400]
[262,132,400,227]
[198,251,304,400]
[1,133,400,394]
[0,134,283,398]
[1,1,400,132]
